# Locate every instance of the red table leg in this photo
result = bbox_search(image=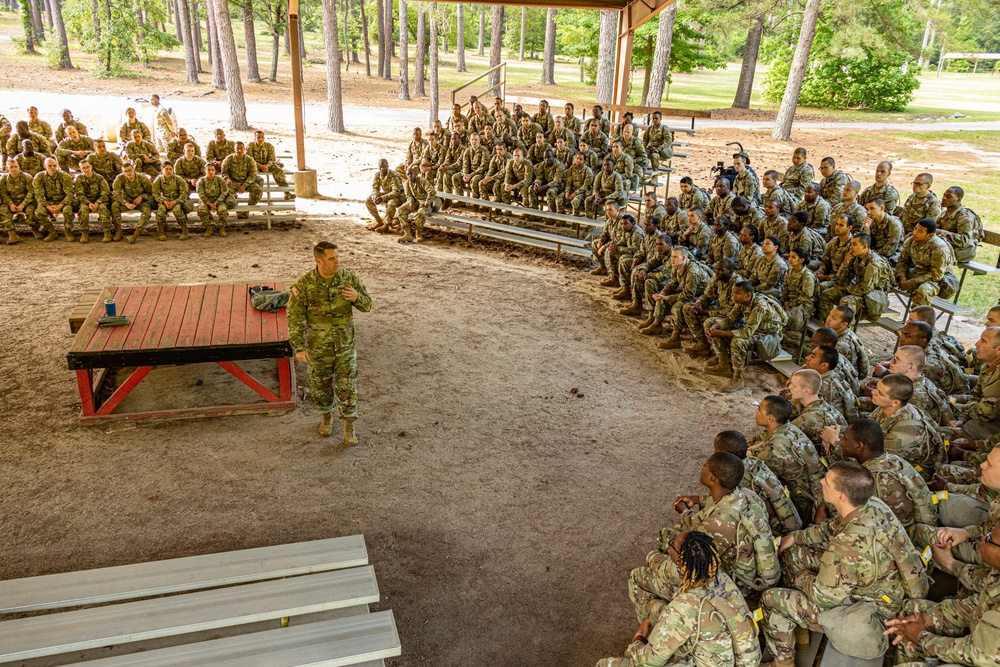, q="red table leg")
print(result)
[216,361,281,403]
[278,357,292,402]
[96,366,154,416]
[77,370,96,416]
